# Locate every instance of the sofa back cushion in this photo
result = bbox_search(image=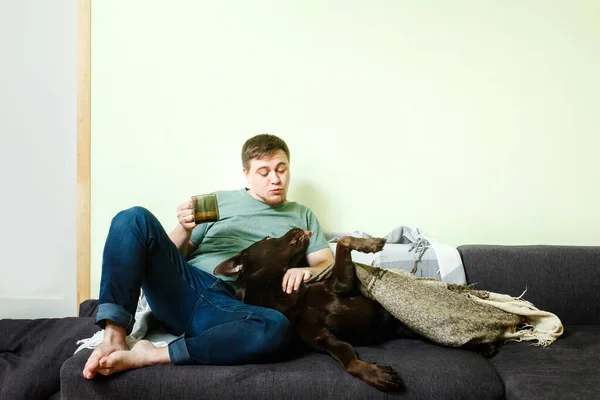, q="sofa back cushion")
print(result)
[458,245,600,326]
